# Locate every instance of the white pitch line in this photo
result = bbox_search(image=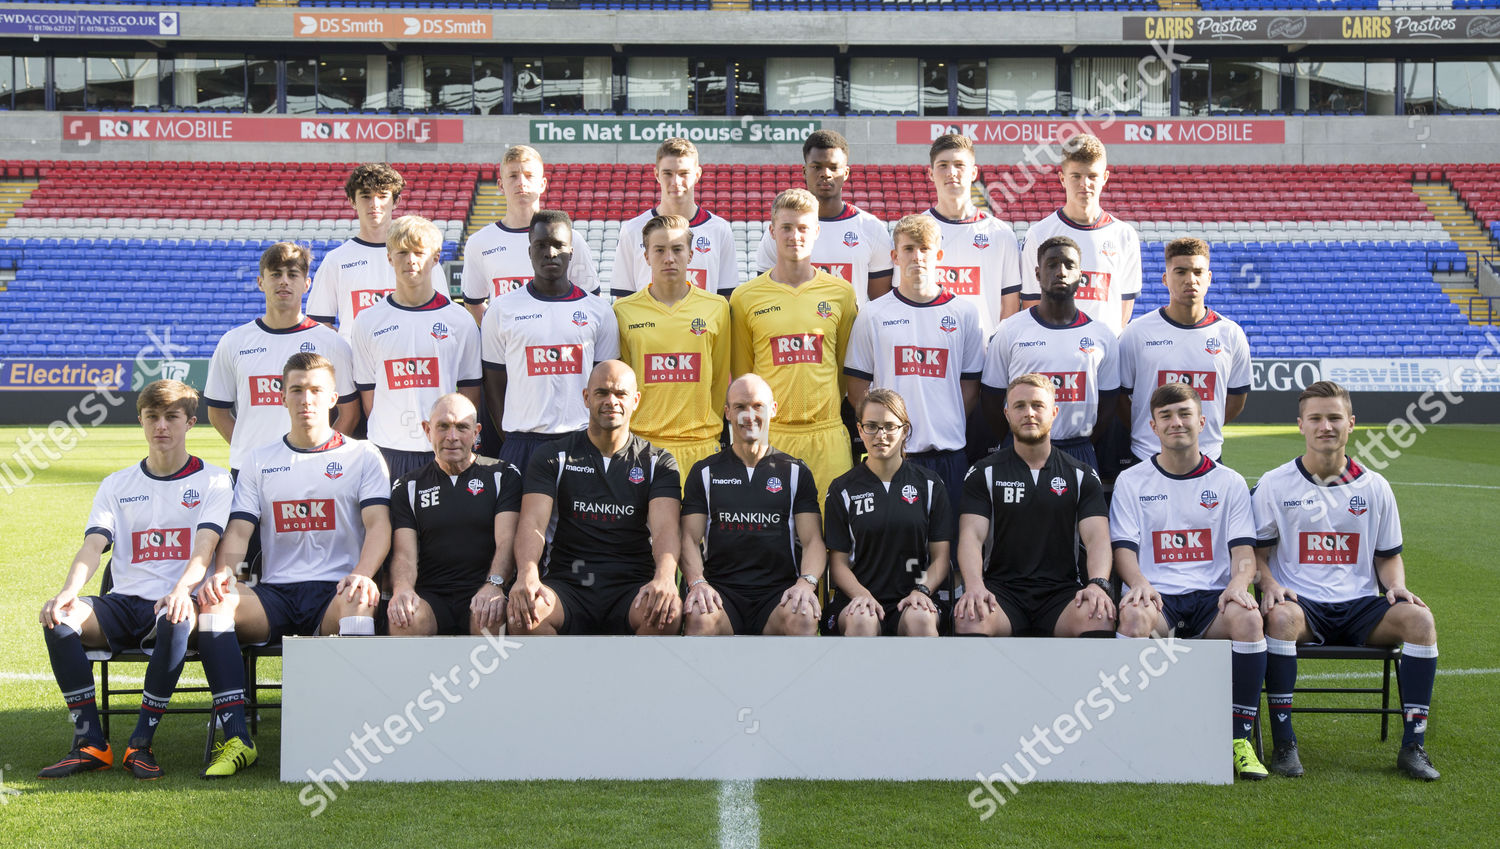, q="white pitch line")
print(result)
[1299,666,1500,682]
[0,671,210,687]
[0,481,97,488]
[1387,481,1500,491]
[718,780,760,849]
